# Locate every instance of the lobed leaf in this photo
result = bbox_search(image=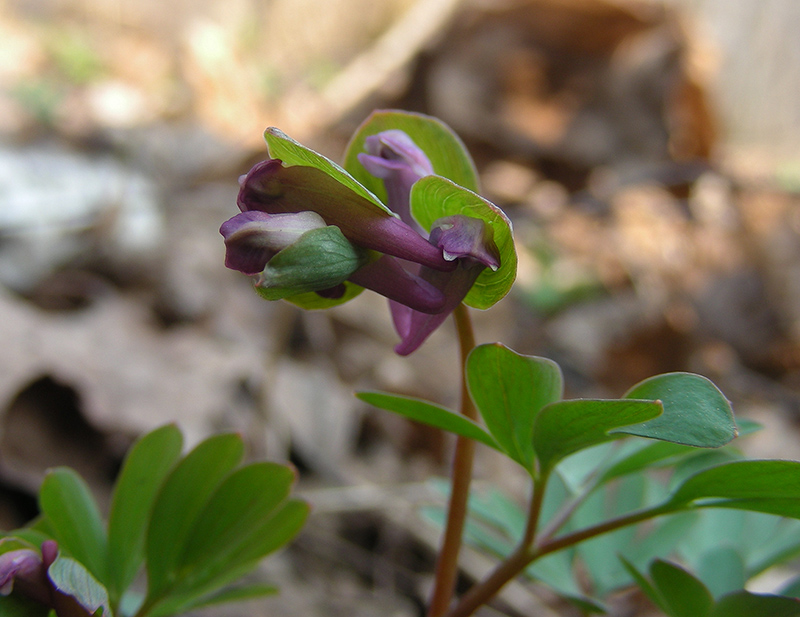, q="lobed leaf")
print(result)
[668,460,800,518]
[533,399,662,472]
[649,559,714,617]
[466,344,562,470]
[619,373,736,448]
